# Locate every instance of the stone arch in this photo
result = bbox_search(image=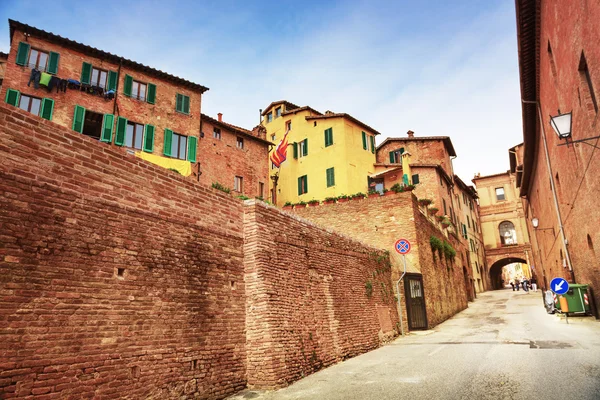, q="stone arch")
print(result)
[489,257,527,290]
